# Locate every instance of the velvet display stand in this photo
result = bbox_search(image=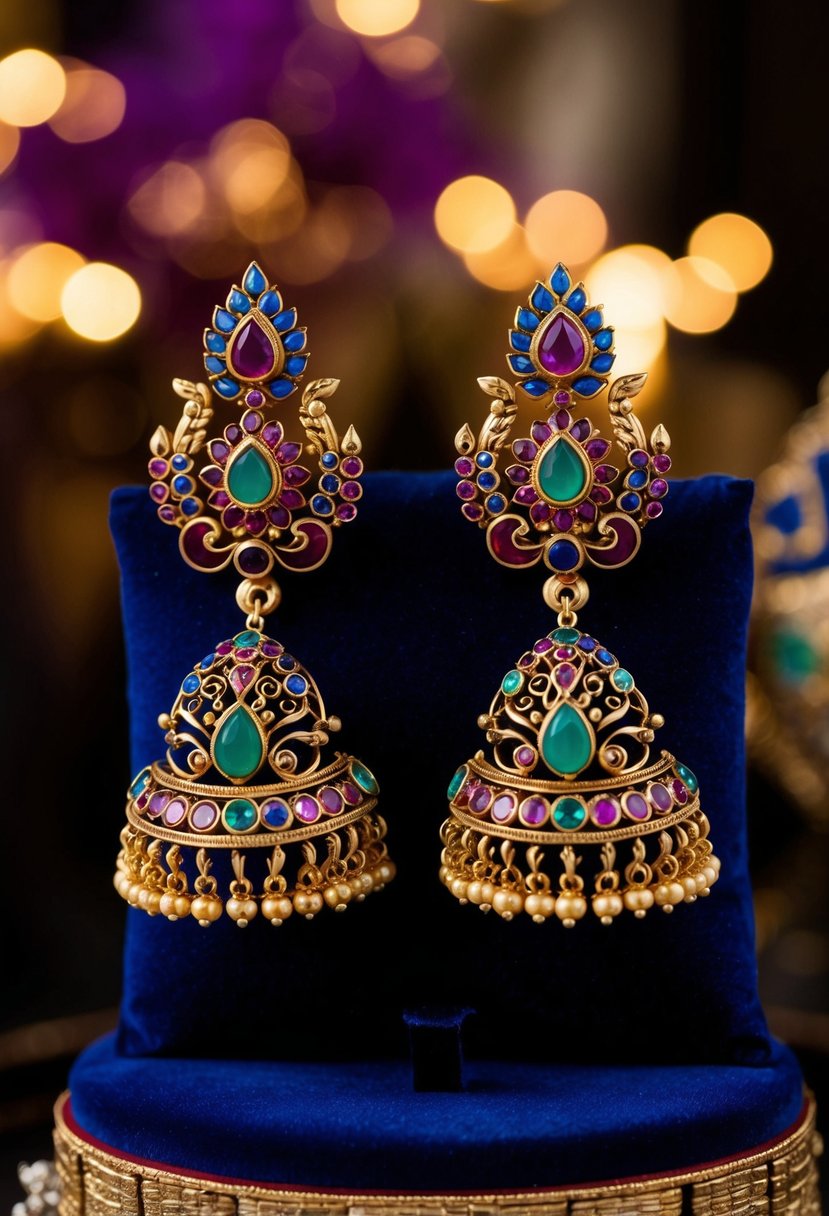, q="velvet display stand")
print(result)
[60,472,818,1211]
